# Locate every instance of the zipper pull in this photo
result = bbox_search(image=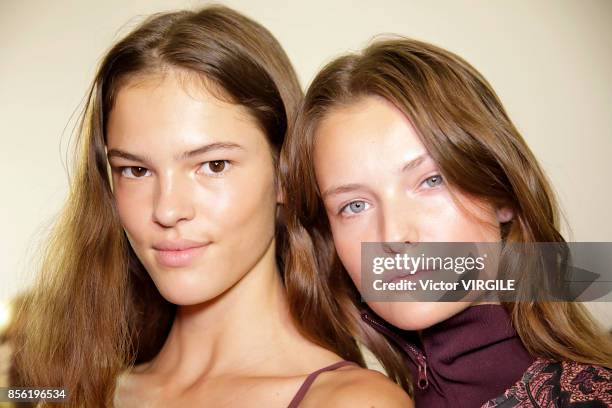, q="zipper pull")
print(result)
[417,356,428,390]
[361,311,429,390]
